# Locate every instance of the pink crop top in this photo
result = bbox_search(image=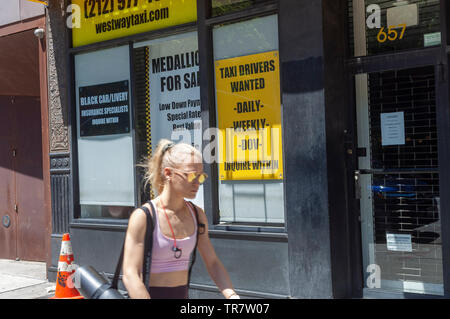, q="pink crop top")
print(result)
[150,200,198,273]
